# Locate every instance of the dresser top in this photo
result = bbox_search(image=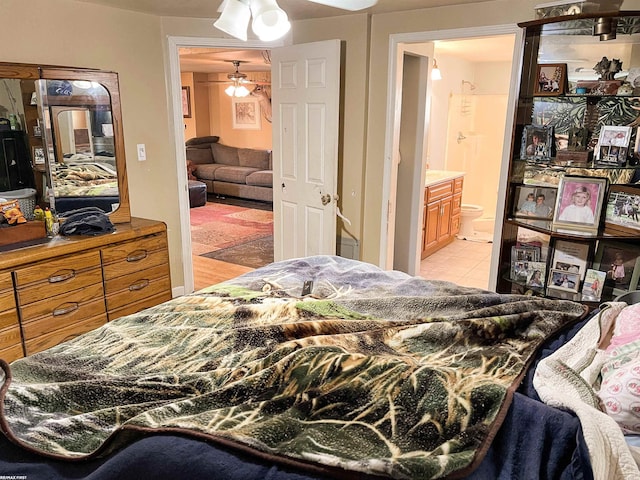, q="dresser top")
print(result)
[0,218,166,270]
